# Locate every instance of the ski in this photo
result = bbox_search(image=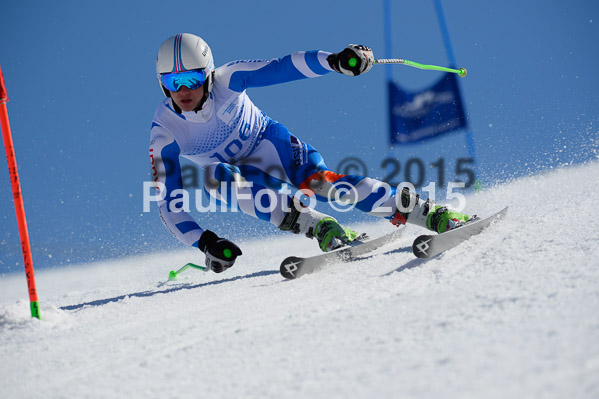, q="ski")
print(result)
[280,228,405,279]
[412,207,508,259]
